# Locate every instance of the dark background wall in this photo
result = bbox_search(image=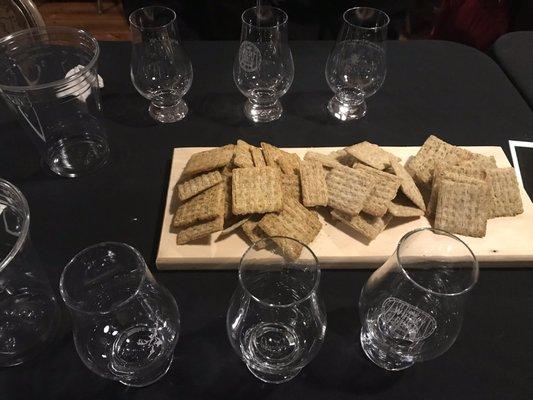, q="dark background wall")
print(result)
[122,0,417,40]
[120,0,532,50]
[38,0,533,50]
